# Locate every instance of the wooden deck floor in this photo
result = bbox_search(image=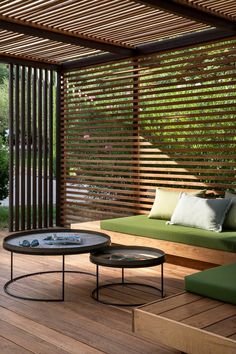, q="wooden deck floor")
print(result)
[0,230,196,354]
